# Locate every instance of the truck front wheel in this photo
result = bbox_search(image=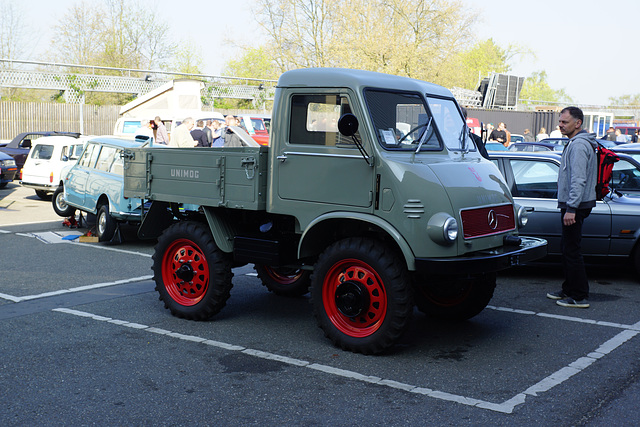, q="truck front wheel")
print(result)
[153,221,233,320]
[311,238,413,354]
[413,273,496,321]
[255,264,311,297]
